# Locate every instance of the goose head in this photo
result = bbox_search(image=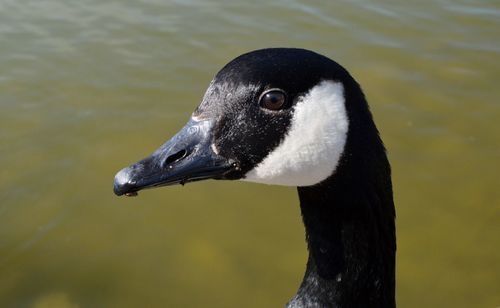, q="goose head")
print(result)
[113,48,361,195]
